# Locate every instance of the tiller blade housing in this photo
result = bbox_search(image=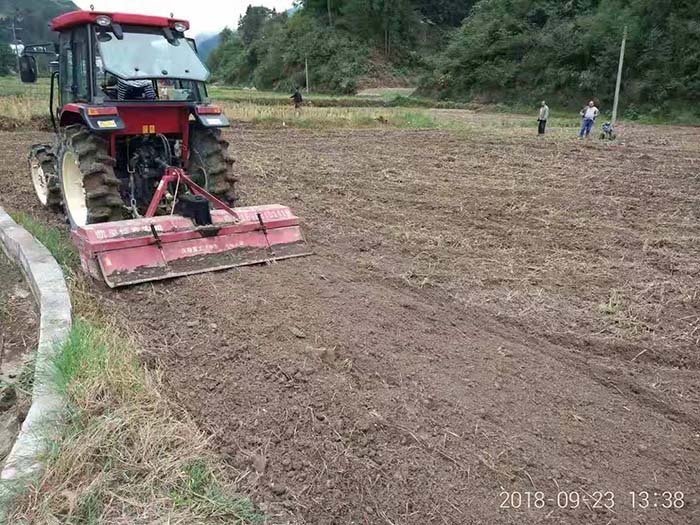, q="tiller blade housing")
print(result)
[72,168,311,287]
[73,205,311,287]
